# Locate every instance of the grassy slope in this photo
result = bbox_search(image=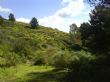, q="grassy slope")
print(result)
[0,18,97,82]
[0,20,70,82]
[0,64,68,82]
[0,21,71,66]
